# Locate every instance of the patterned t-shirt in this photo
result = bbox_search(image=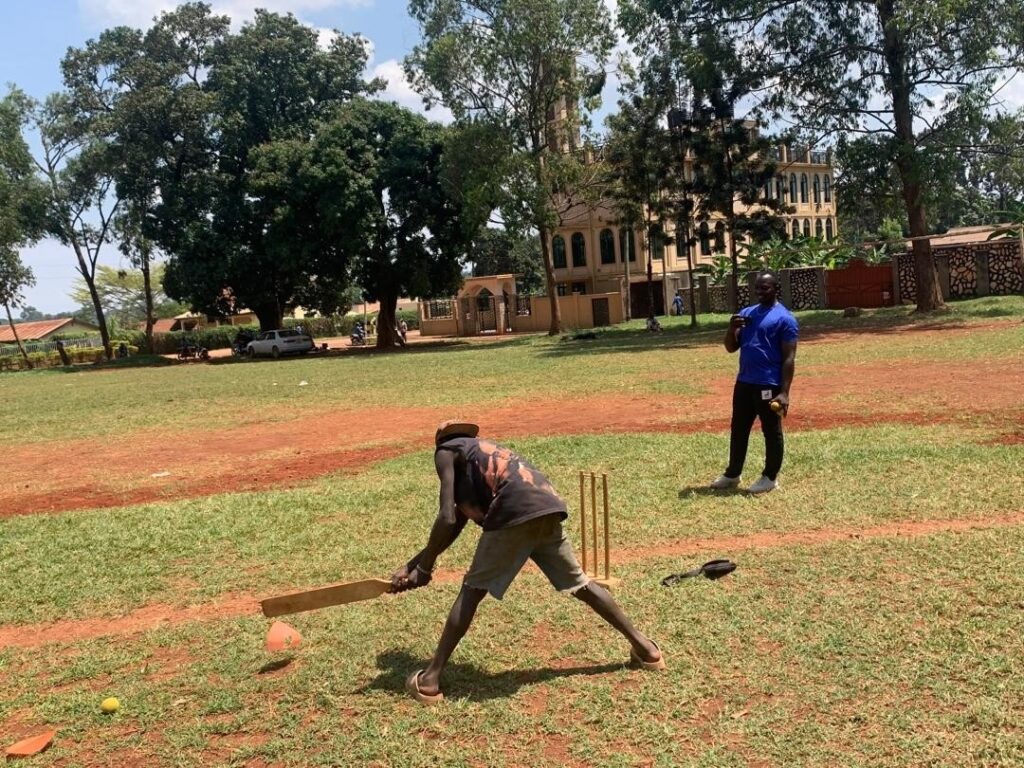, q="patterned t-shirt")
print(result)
[436,437,567,531]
